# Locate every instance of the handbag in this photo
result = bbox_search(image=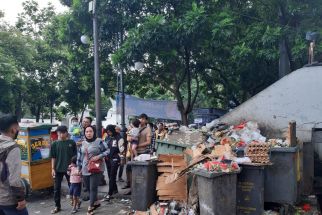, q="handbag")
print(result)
[86,147,102,173]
